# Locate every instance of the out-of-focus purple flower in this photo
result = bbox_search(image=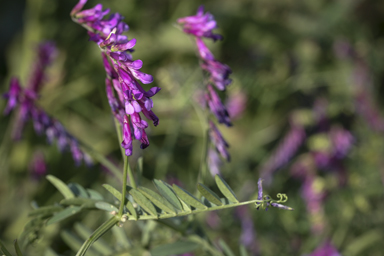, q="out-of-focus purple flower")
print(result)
[177,6,223,41]
[207,149,222,176]
[27,42,57,92]
[205,85,231,126]
[3,78,22,115]
[301,176,326,234]
[260,122,306,182]
[333,39,354,60]
[309,241,342,256]
[29,151,47,180]
[235,206,257,251]
[3,79,90,166]
[329,126,354,158]
[226,90,247,120]
[71,0,160,156]
[209,121,230,161]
